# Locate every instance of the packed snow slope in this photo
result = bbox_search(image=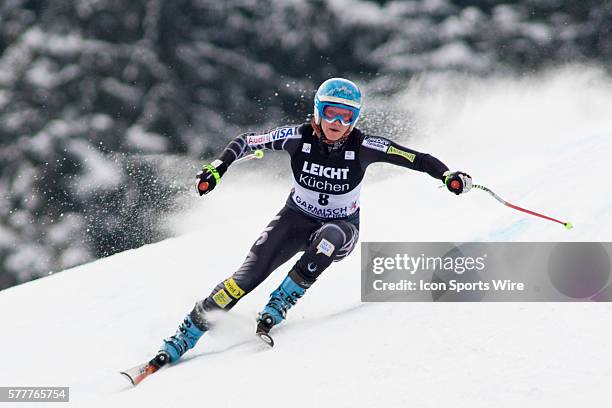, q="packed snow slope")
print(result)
[1,66,612,407]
